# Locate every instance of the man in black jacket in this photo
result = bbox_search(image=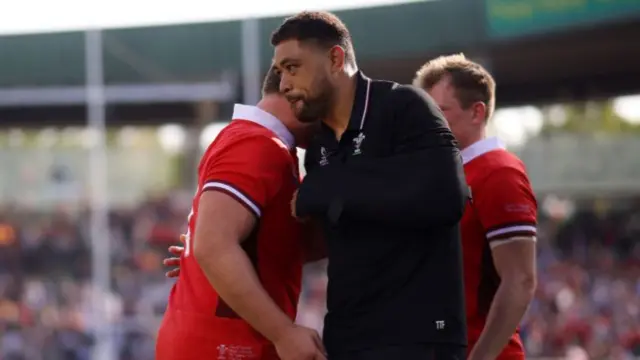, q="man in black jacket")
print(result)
[271,11,468,360]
